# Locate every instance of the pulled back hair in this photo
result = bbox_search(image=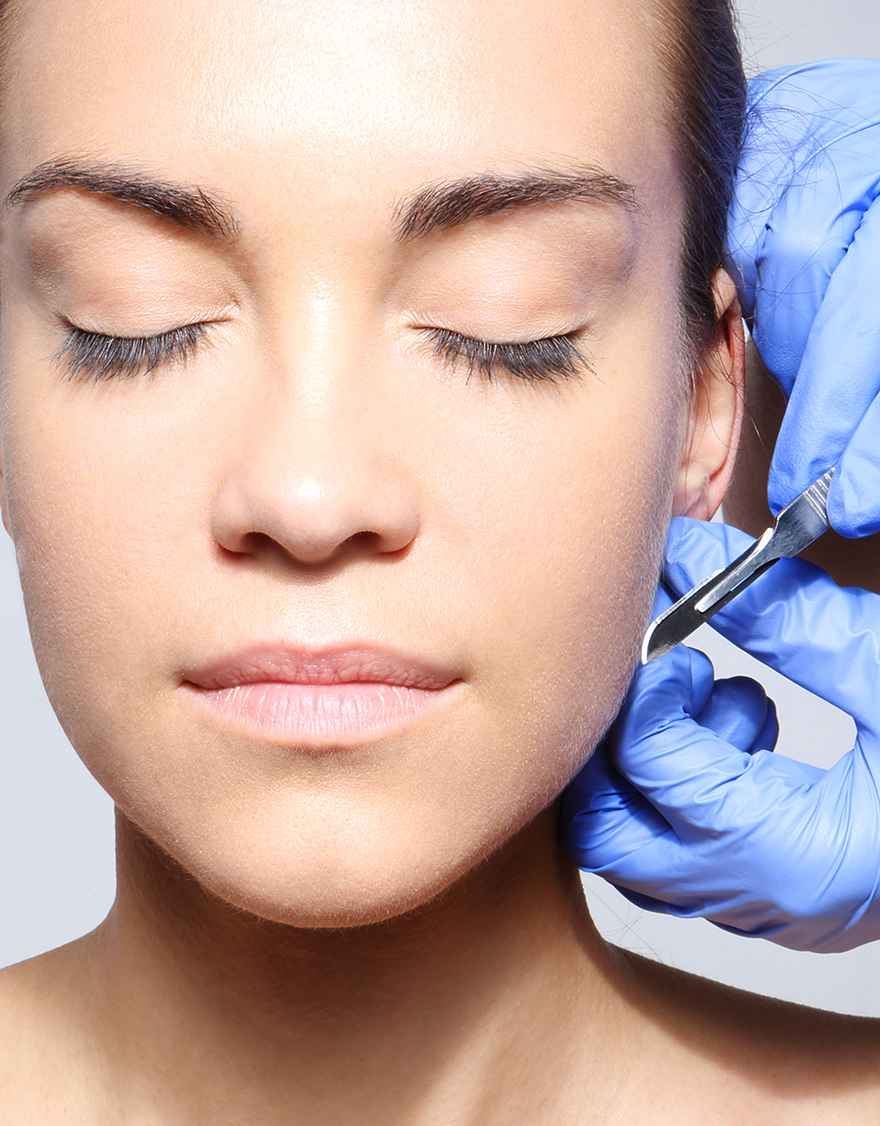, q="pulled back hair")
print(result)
[654,0,747,351]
